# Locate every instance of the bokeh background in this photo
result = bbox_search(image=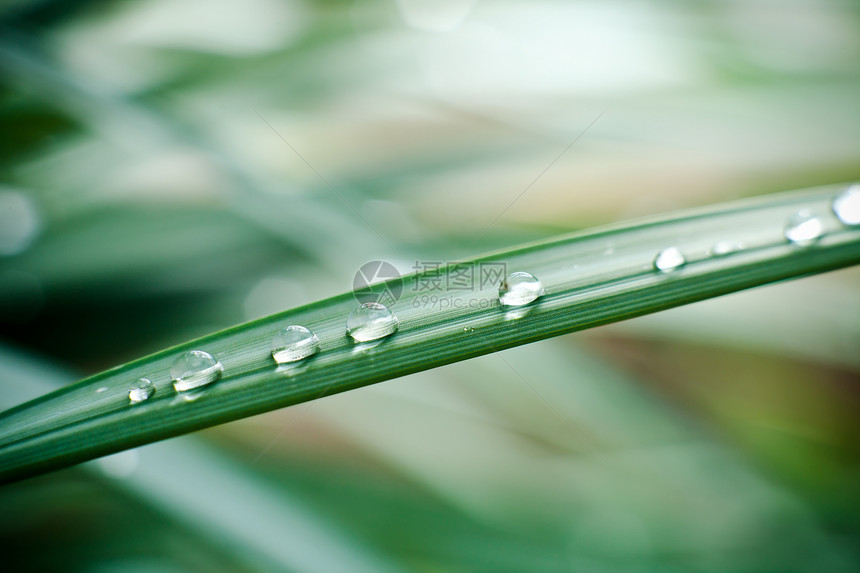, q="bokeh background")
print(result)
[1,0,859,571]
